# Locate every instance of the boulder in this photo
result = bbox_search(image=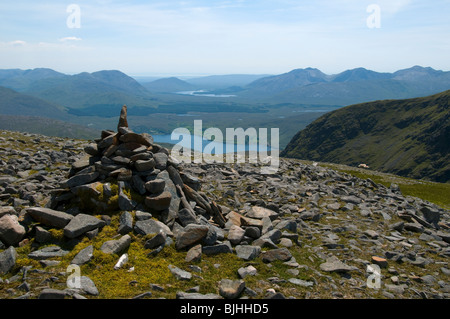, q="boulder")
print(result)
[227,225,245,245]
[145,191,172,211]
[235,245,261,261]
[219,279,245,299]
[175,224,209,250]
[134,219,172,237]
[0,214,26,246]
[0,246,17,274]
[145,179,166,195]
[26,207,73,229]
